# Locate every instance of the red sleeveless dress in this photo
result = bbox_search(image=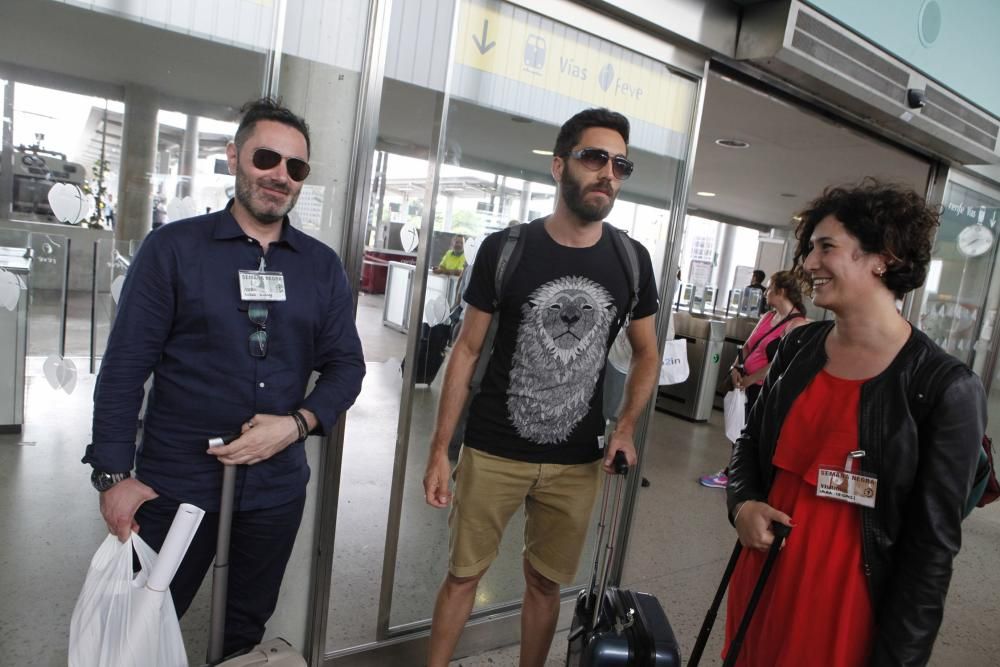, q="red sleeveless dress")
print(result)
[724,369,875,666]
